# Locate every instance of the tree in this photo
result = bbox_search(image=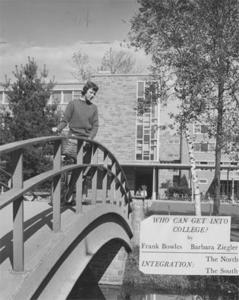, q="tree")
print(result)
[100,48,136,74]
[0,57,60,178]
[130,0,239,215]
[71,50,95,81]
